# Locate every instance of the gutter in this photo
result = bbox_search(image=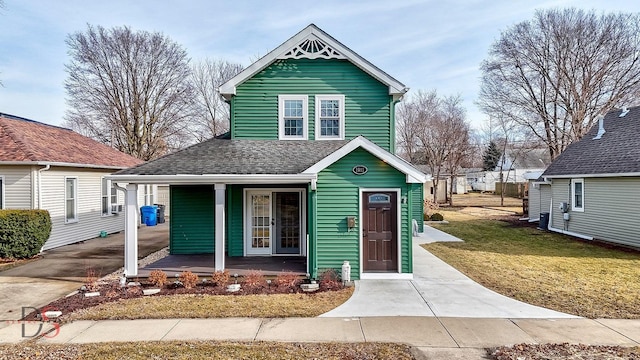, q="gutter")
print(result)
[37,164,51,209]
[547,199,593,241]
[106,174,318,185]
[0,161,130,170]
